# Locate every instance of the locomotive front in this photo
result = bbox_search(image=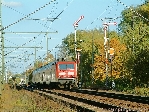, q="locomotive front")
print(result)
[56,61,78,88]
